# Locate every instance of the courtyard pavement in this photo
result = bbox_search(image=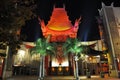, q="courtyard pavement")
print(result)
[5,75,120,80]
